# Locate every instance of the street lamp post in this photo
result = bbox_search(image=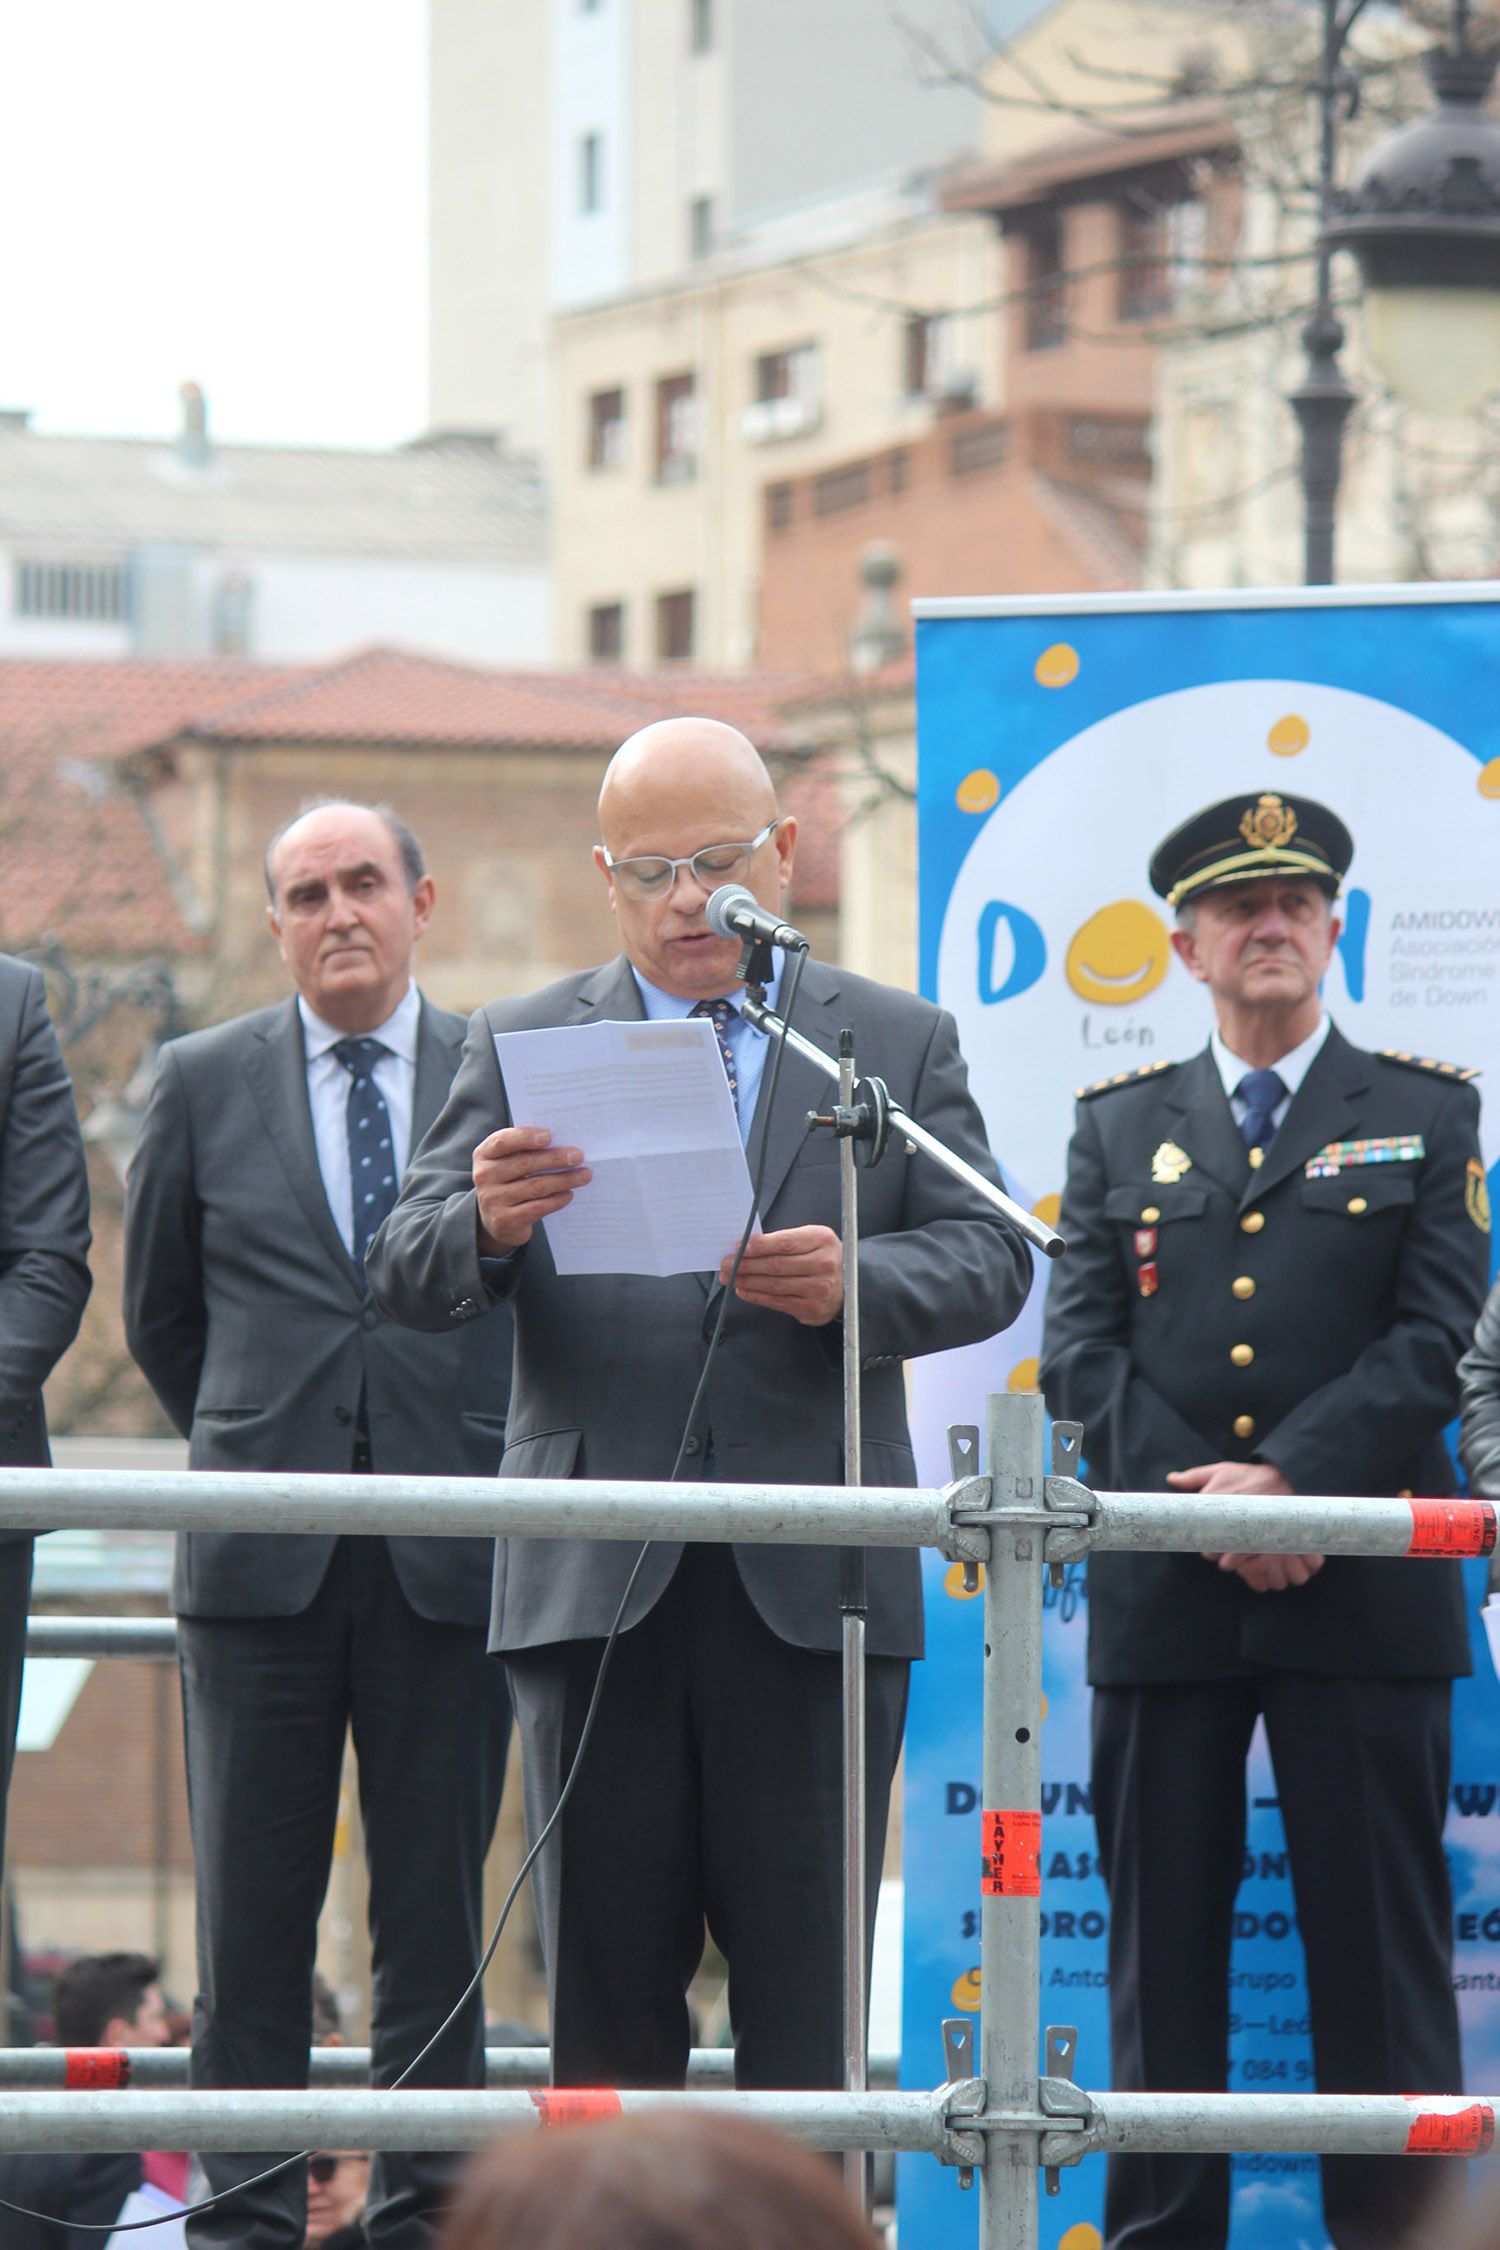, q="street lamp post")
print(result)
[1290,0,1500,585]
